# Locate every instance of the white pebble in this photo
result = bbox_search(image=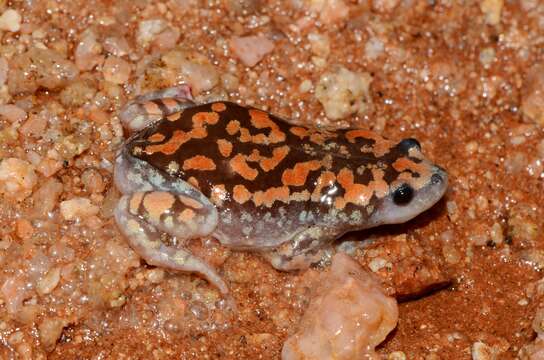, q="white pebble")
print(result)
[60,197,99,221]
[36,267,61,295]
[0,104,27,123]
[0,9,21,32]
[102,56,131,84]
[137,19,166,45]
[0,158,37,201]
[315,66,373,120]
[369,257,389,272]
[229,35,274,67]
